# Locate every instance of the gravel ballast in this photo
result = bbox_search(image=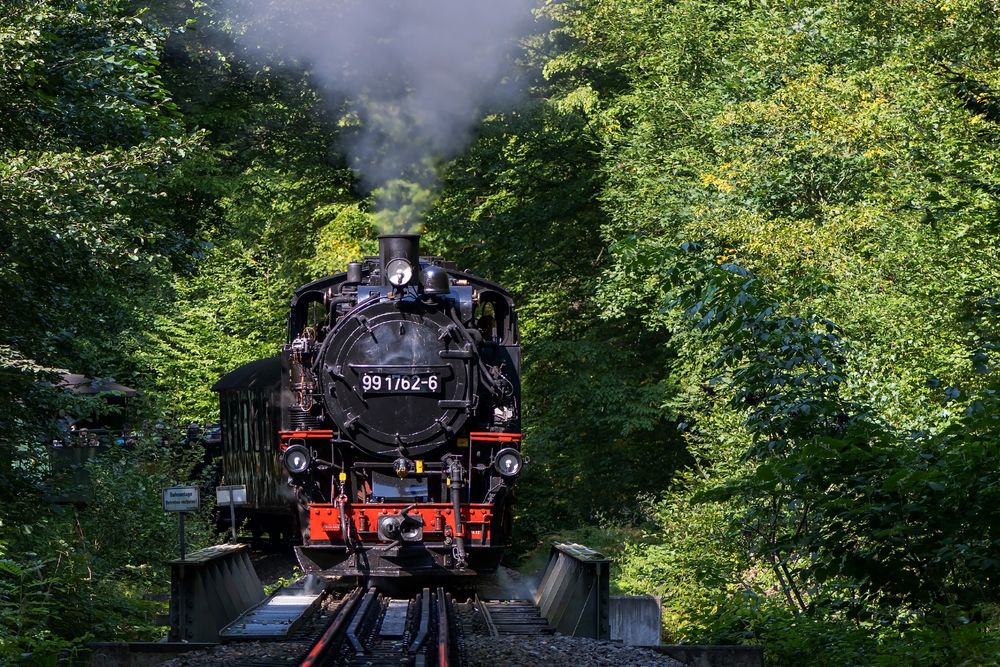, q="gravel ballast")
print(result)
[464,634,686,666]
